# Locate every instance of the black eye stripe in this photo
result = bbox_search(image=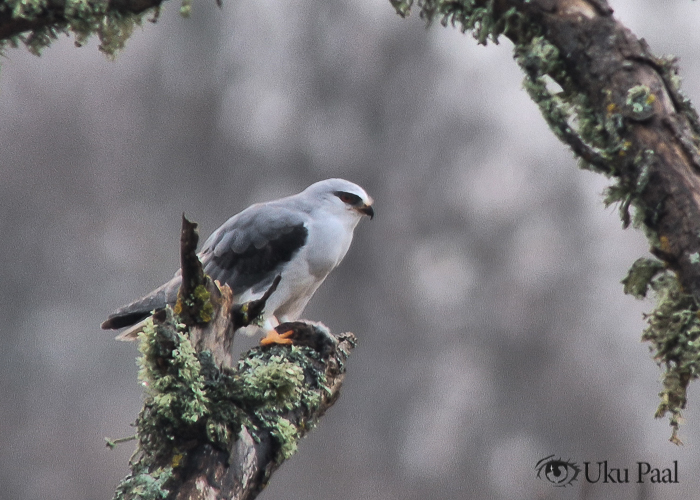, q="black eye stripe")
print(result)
[333,191,363,205]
